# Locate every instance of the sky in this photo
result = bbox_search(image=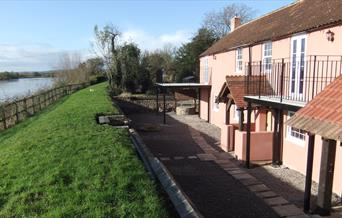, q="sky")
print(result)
[0,0,293,72]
